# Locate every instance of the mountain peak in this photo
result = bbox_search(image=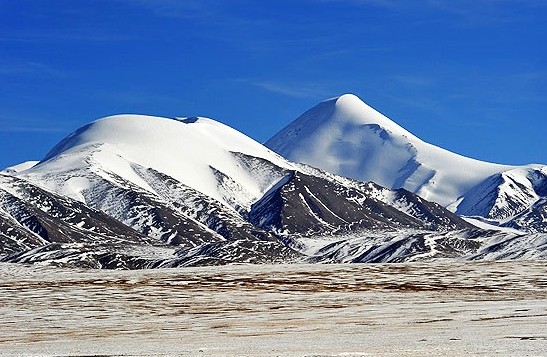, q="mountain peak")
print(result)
[332,93,366,109]
[330,93,360,105]
[25,113,292,207]
[334,93,414,137]
[267,94,512,208]
[270,93,414,144]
